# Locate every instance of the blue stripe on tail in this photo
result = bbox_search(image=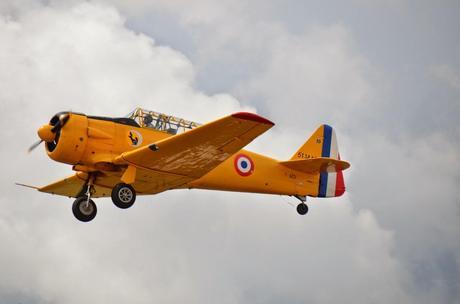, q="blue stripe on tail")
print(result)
[319,125,332,197]
[319,172,328,197]
[322,125,332,157]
